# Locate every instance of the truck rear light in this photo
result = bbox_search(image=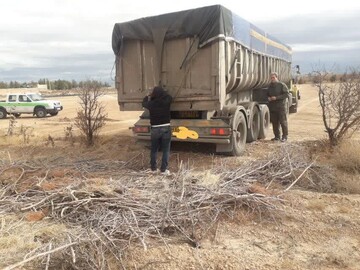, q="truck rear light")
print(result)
[133,126,149,133]
[210,128,230,136]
